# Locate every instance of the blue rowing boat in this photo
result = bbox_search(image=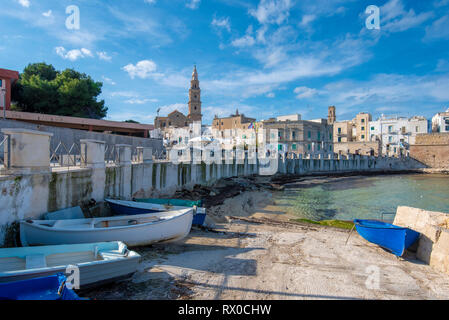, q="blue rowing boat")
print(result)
[354,219,420,257]
[134,198,206,226]
[0,273,80,300]
[106,199,207,226]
